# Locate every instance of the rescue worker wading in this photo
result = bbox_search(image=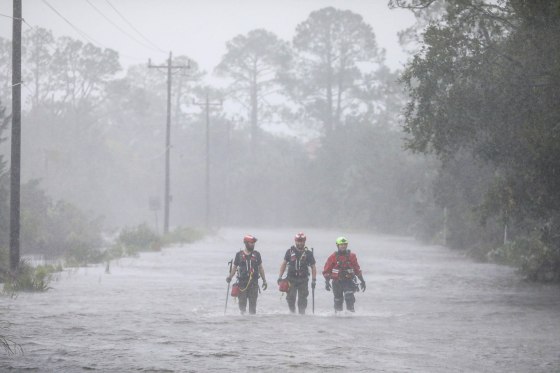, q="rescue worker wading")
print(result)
[226,235,268,315]
[277,232,317,314]
[323,236,366,313]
